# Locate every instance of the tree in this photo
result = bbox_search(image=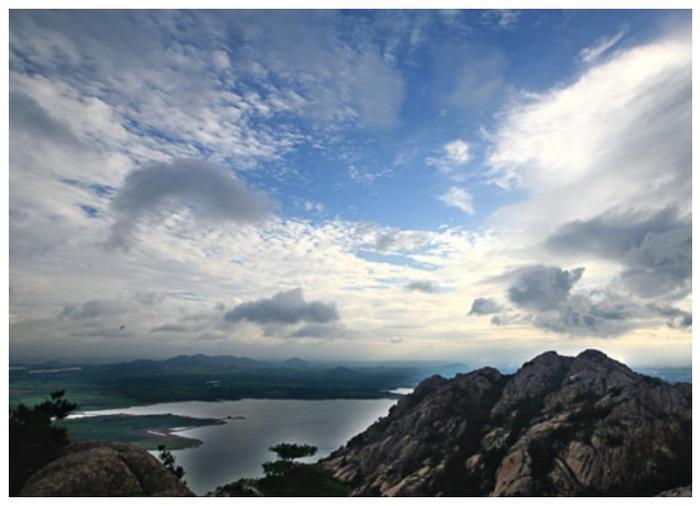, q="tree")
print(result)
[212,442,347,496]
[9,391,78,495]
[157,445,186,483]
[269,443,317,461]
